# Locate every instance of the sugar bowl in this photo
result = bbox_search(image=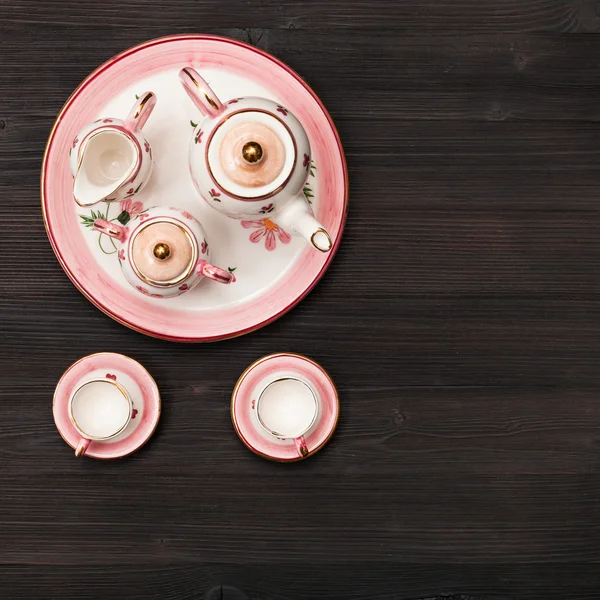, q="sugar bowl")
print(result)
[93,206,233,298]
